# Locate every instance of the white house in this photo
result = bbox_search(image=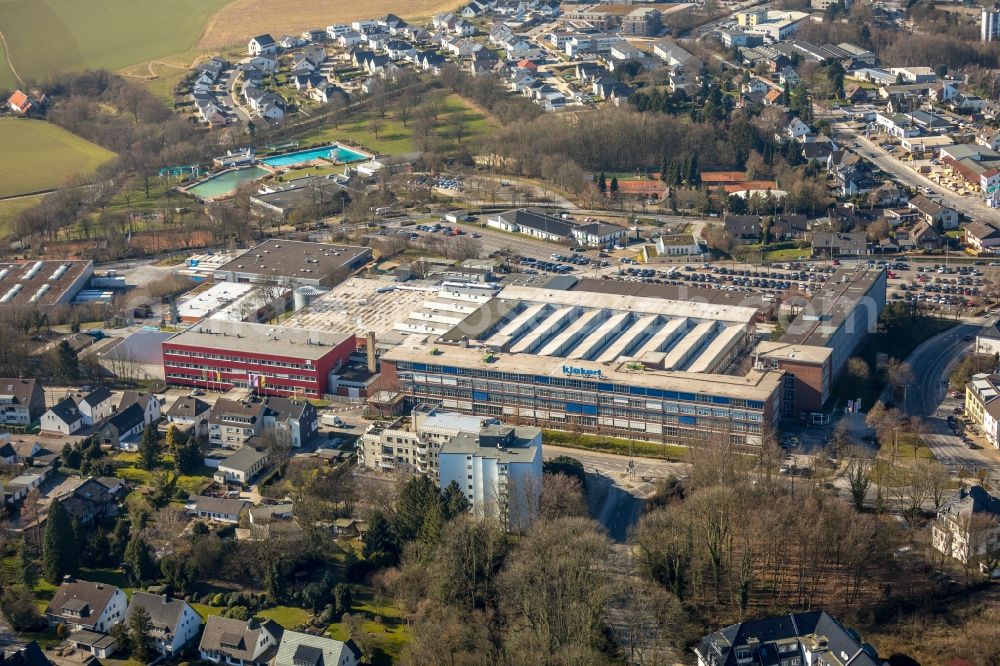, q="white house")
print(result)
[74,388,115,427]
[41,398,84,435]
[932,485,1000,576]
[570,221,626,247]
[248,34,277,56]
[214,447,269,485]
[785,117,812,141]
[45,579,127,634]
[438,425,543,532]
[187,496,250,523]
[125,593,201,656]
[199,616,283,666]
[273,630,360,666]
[656,234,707,257]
